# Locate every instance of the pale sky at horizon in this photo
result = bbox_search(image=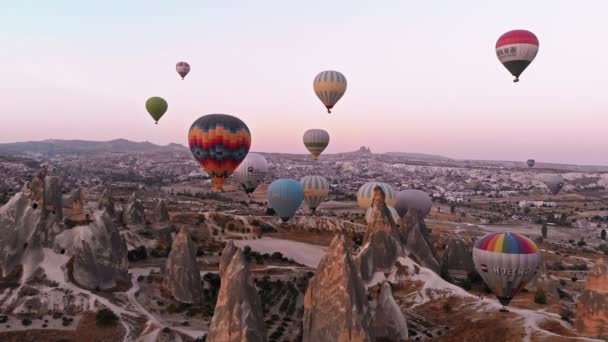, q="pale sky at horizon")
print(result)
[1,1,607,165]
